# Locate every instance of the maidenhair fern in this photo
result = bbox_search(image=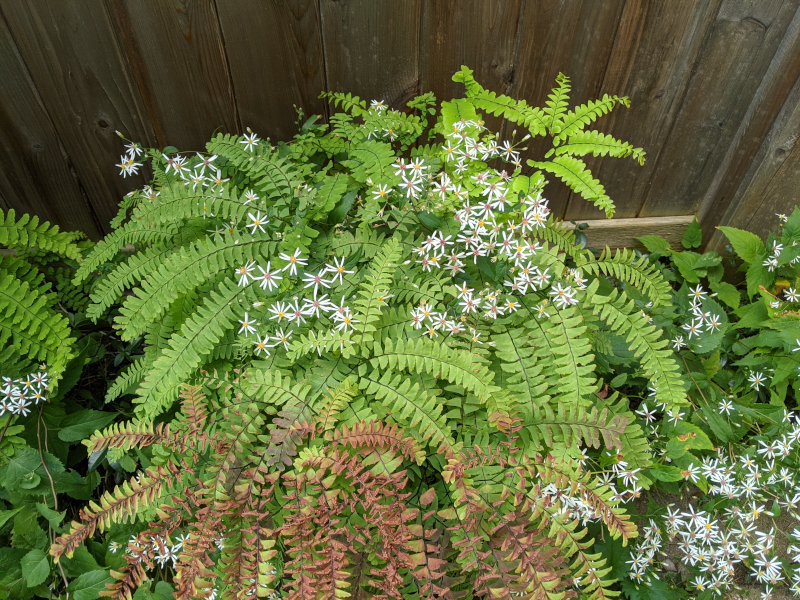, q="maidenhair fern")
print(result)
[0,209,85,381]
[52,66,686,600]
